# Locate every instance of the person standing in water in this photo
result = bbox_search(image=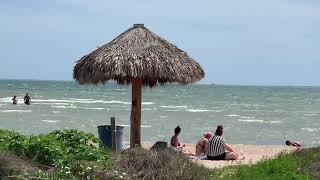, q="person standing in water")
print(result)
[24,93,31,105]
[12,96,18,104]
